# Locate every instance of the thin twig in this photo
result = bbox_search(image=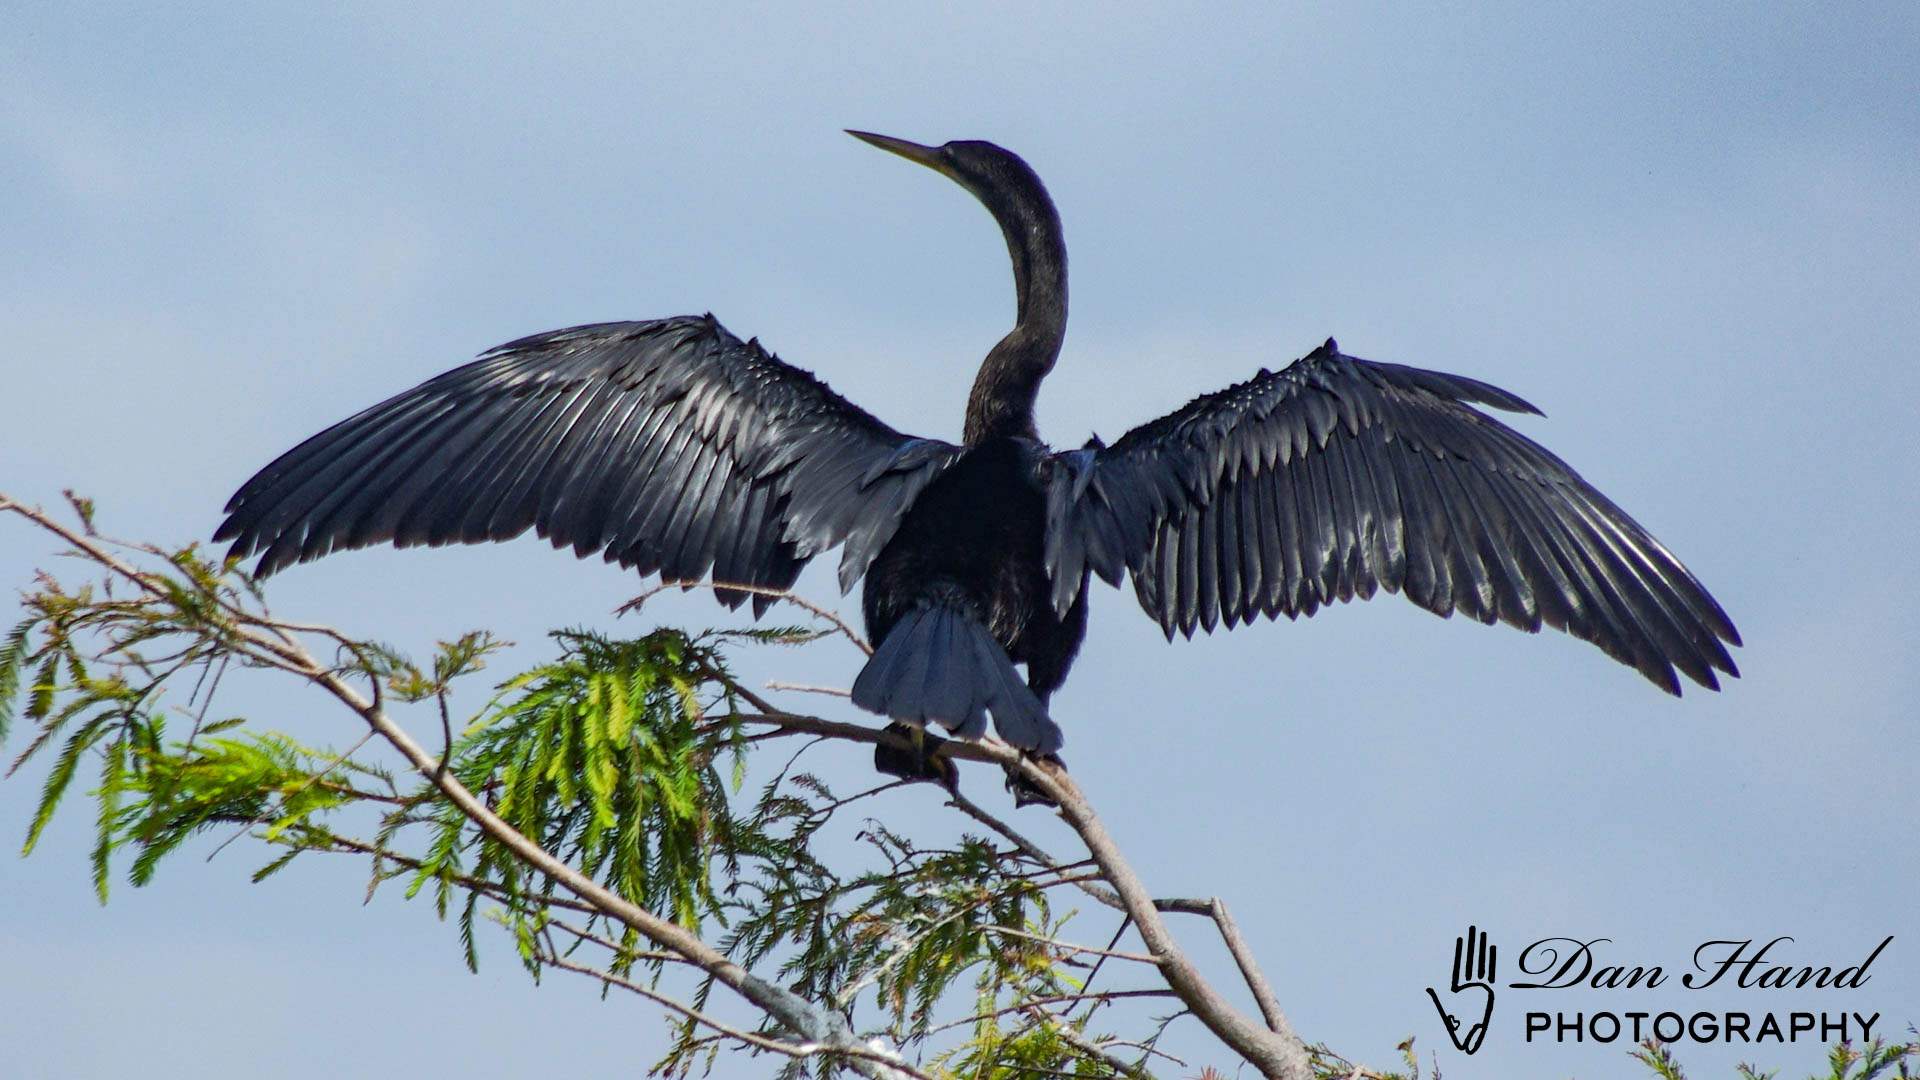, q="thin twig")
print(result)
[764,680,852,698]
[1100,1035,1189,1069]
[539,950,933,1079]
[618,580,871,655]
[1020,1005,1156,1079]
[434,689,453,778]
[804,778,913,822]
[925,989,1178,1035]
[833,883,1008,1011]
[978,924,1158,966]
[544,915,689,968]
[1065,917,1138,1022]
[315,835,601,918]
[181,651,230,752]
[945,786,1128,910]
